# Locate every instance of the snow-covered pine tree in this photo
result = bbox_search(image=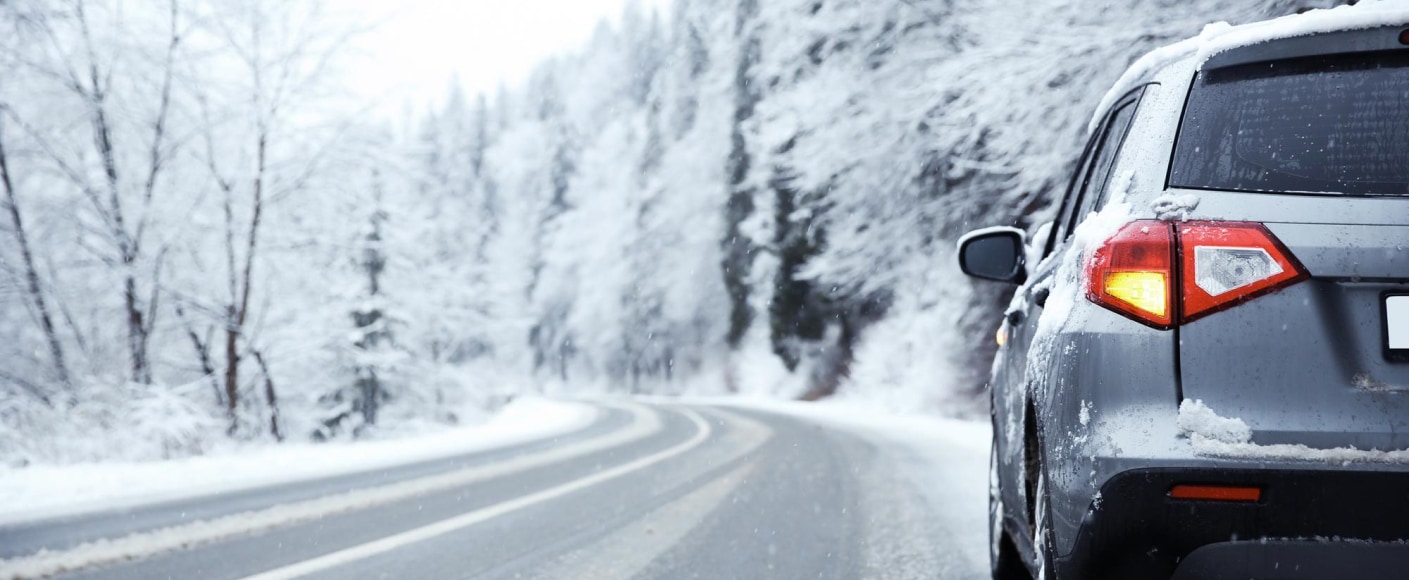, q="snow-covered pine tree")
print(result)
[320,170,409,437]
